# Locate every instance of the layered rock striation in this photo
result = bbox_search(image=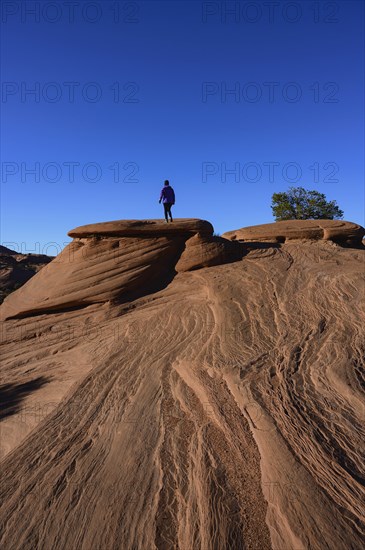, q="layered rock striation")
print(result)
[222,219,365,245]
[0,217,364,549]
[0,219,243,319]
